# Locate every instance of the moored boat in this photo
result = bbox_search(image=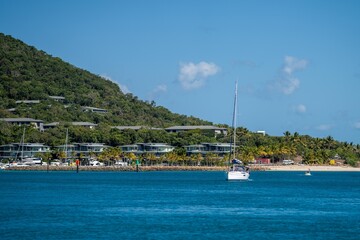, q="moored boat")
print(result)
[226,81,250,181]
